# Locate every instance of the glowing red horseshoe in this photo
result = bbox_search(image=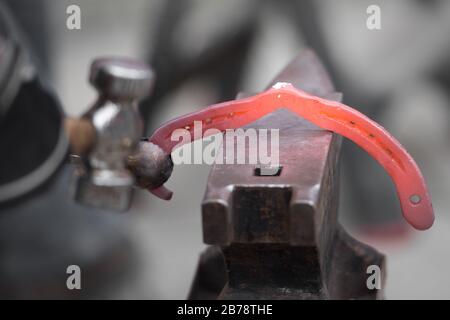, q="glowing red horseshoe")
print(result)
[149,83,434,230]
